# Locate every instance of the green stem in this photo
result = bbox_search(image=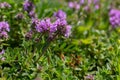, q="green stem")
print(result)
[35,38,52,63]
[35,32,59,63]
